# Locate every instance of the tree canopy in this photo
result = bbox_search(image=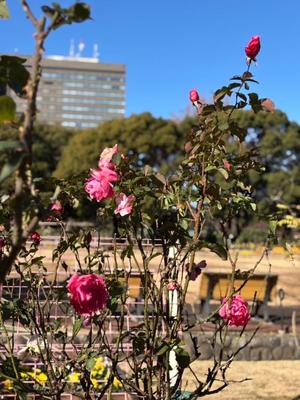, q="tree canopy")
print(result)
[54,112,184,178]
